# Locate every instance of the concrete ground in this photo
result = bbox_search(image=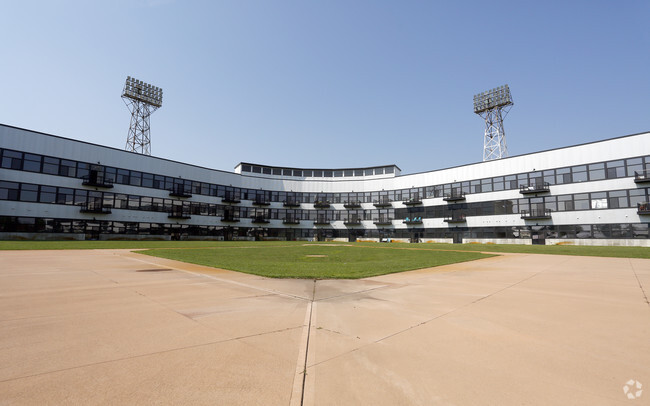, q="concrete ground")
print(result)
[0,249,648,405]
